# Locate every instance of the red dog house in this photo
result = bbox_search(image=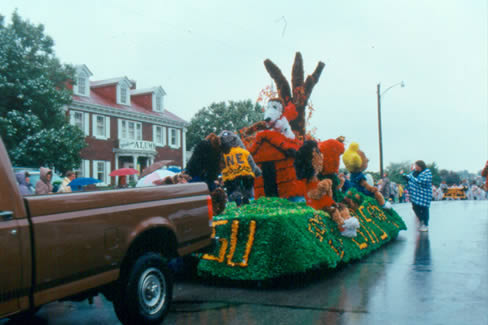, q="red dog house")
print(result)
[246,130,305,199]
